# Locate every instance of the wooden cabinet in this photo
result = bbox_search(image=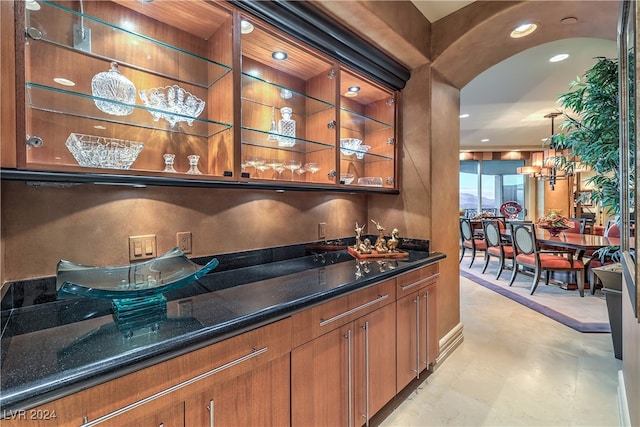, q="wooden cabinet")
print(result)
[21,0,235,179]
[8,0,399,191]
[1,318,291,427]
[396,264,440,392]
[291,279,396,427]
[239,18,337,185]
[339,69,397,190]
[186,354,290,427]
